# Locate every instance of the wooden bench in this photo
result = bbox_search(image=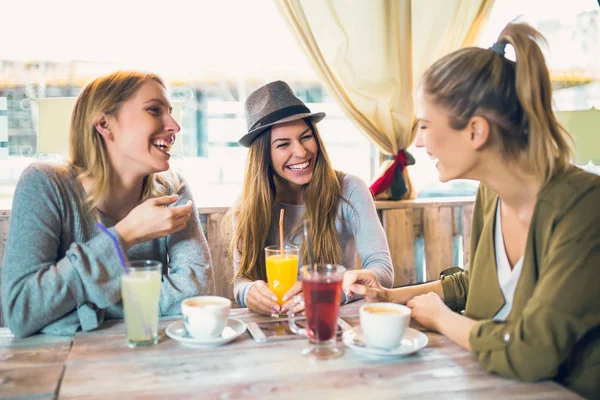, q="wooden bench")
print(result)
[0,197,475,327]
